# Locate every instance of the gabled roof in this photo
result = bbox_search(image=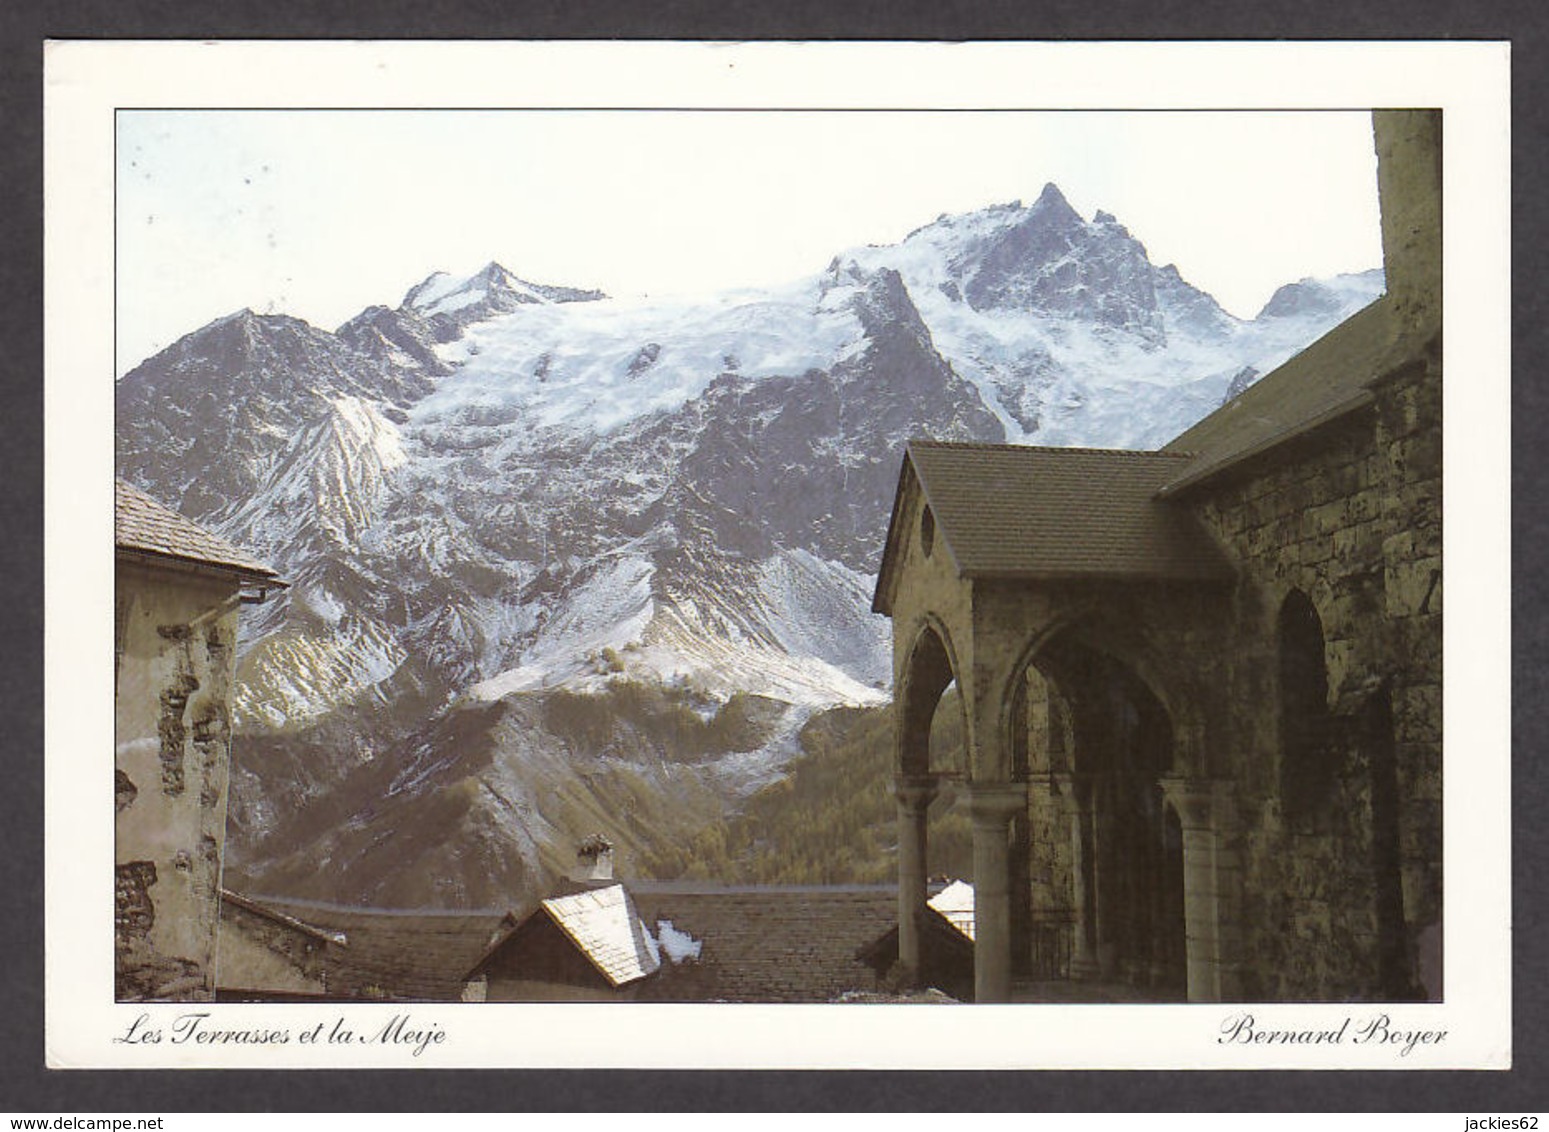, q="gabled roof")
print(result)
[873,441,1233,613]
[538,884,662,987]
[116,479,284,585]
[468,883,661,988]
[1158,295,1434,496]
[927,879,975,942]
